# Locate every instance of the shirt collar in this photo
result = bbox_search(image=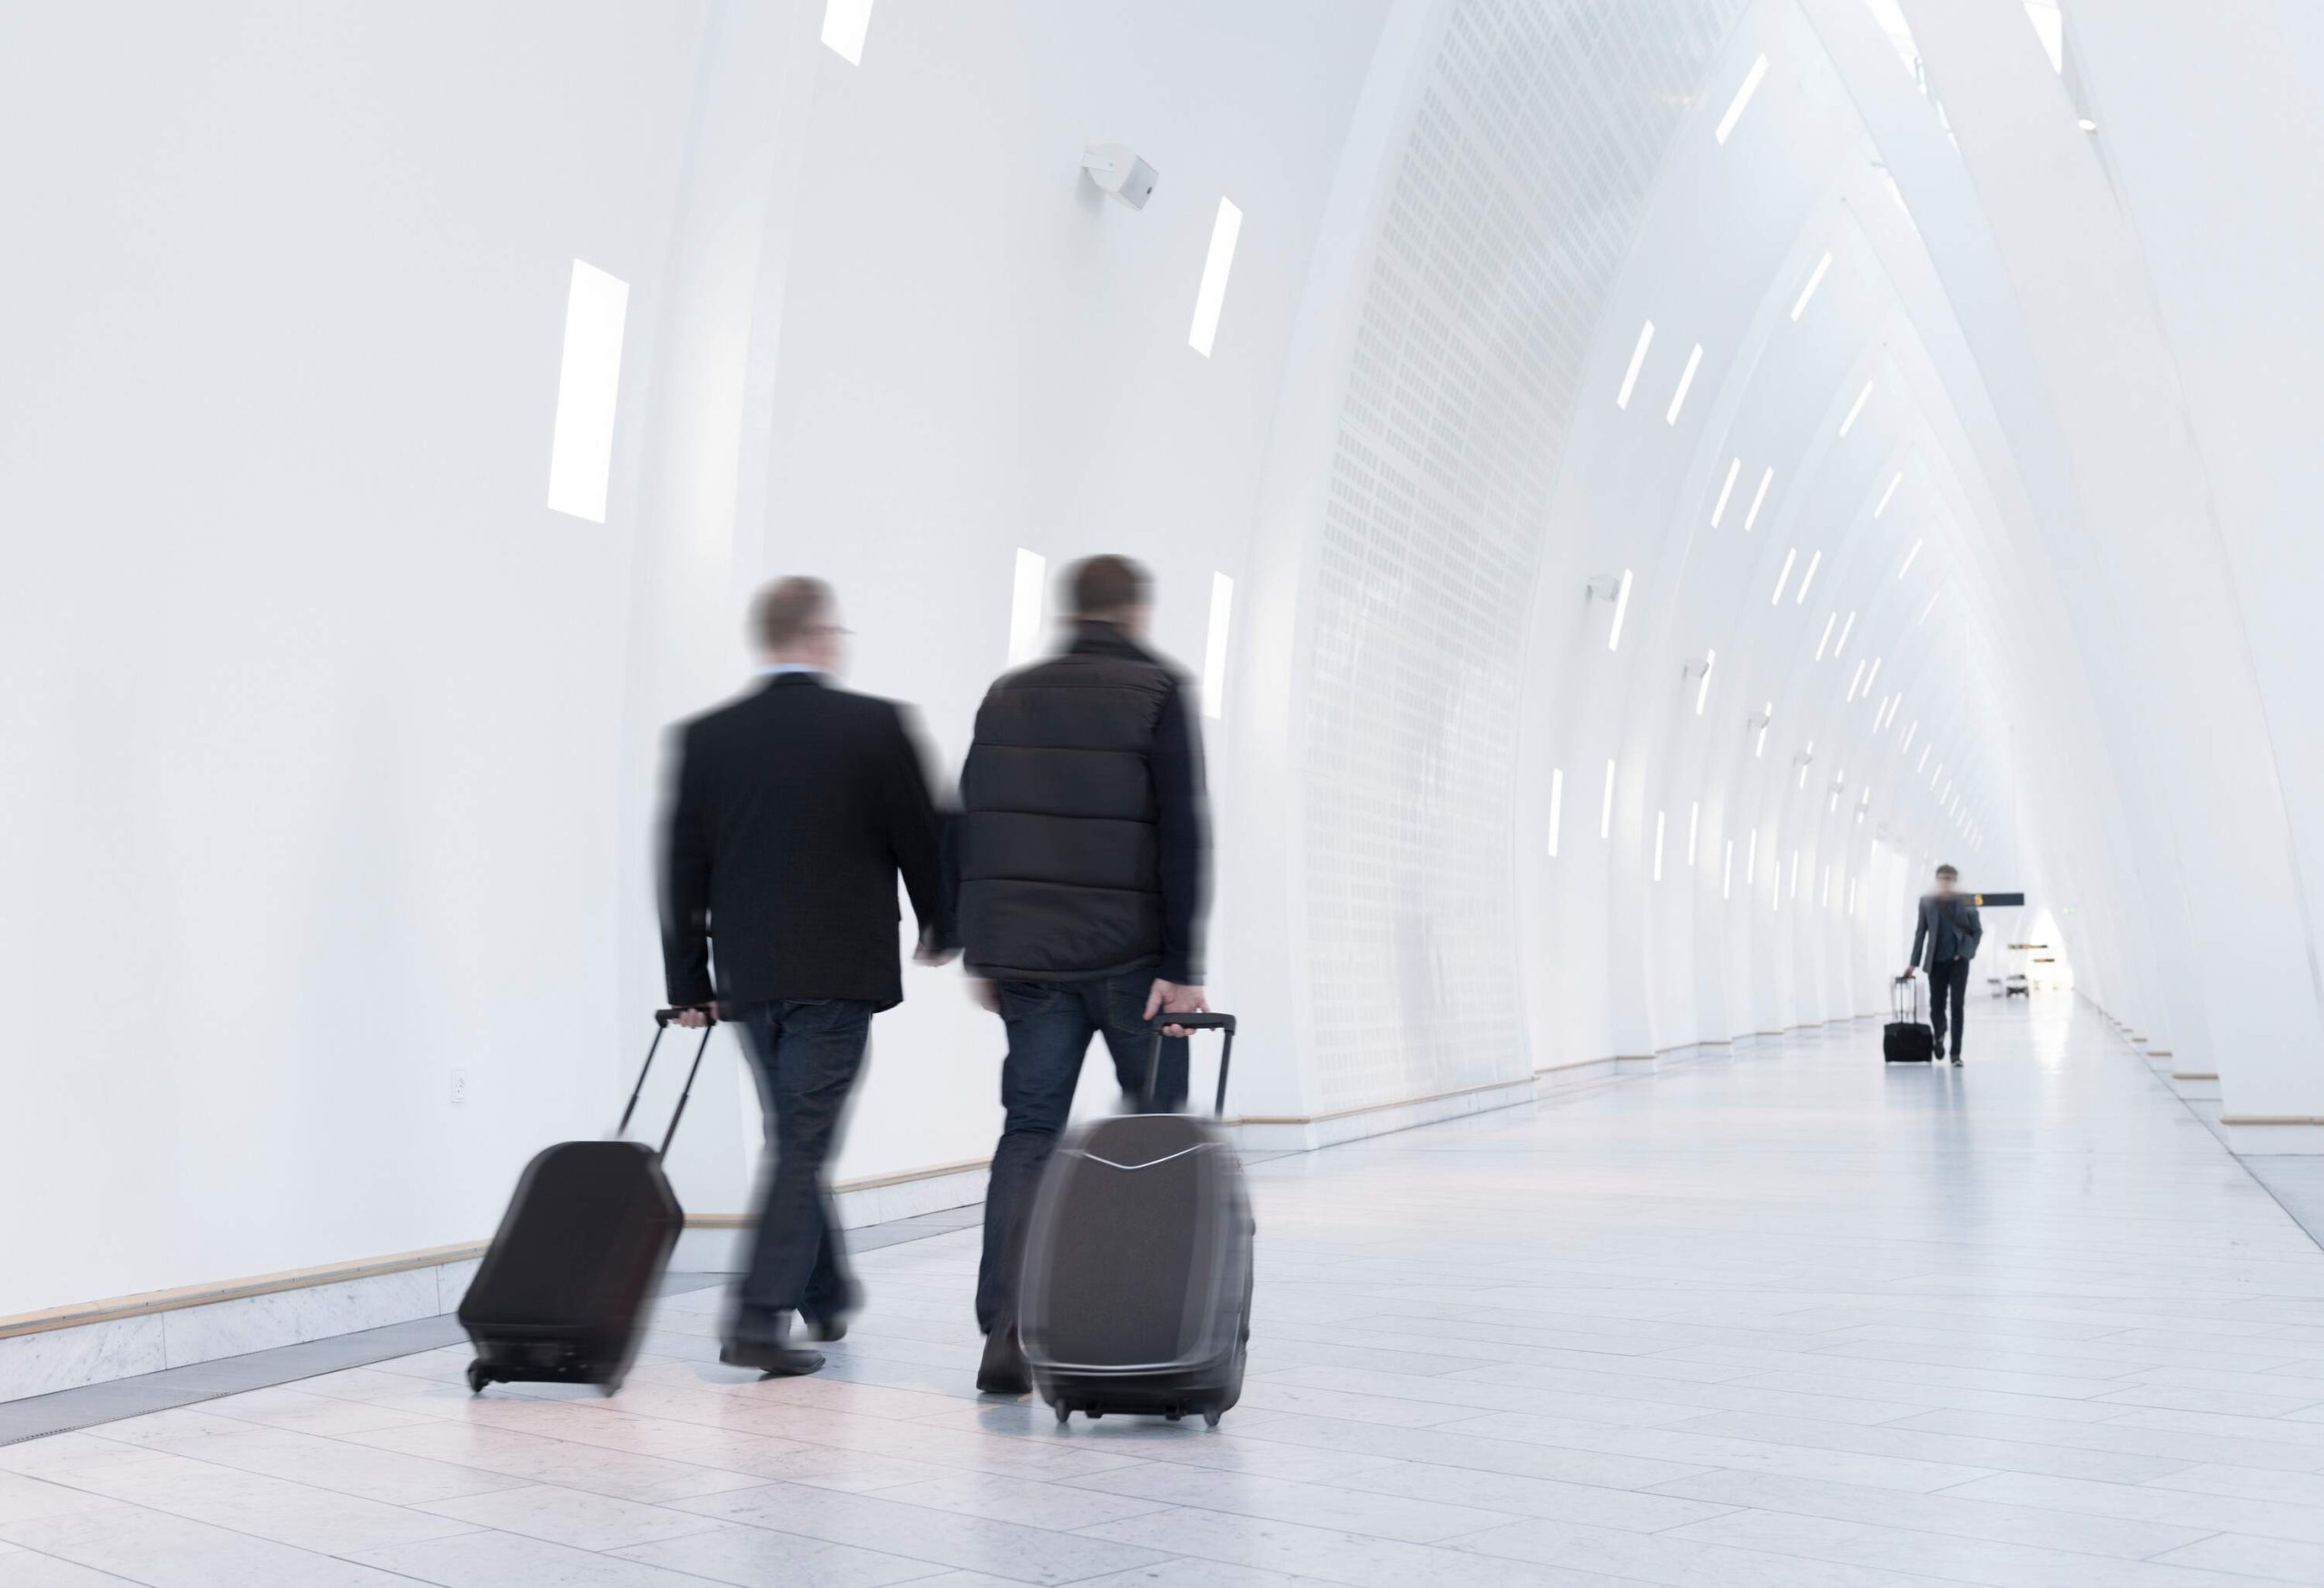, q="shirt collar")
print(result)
[760,663,823,679]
